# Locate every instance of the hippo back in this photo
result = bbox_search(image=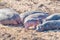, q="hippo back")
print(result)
[36,20,60,32]
[0,8,20,21]
[24,13,49,24]
[20,11,49,22]
[44,13,60,21]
